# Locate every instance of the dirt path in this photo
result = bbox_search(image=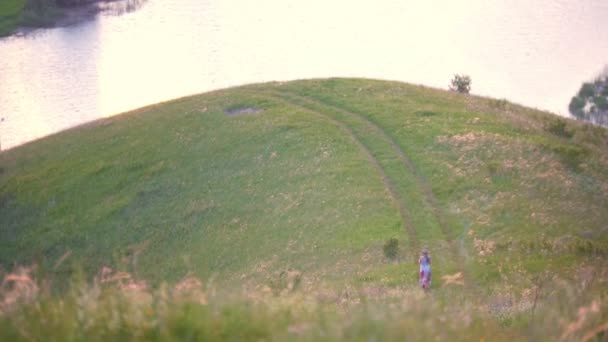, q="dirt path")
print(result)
[266,94,420,260]
[272,91,473,287]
